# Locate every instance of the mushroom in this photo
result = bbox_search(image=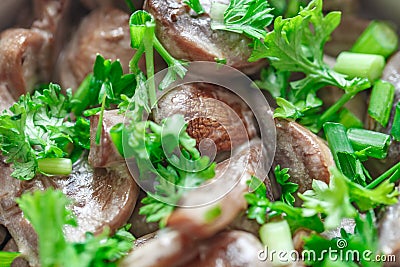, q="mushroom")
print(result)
[185,231,270,267]
[155,82,258,154]
[0,0,69,99]
[0,156,139,266]
[145,0,266,74]
[167,138,274,239]
[273,119,334,200]
[58,7,133,90]
[88,109,125,168]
